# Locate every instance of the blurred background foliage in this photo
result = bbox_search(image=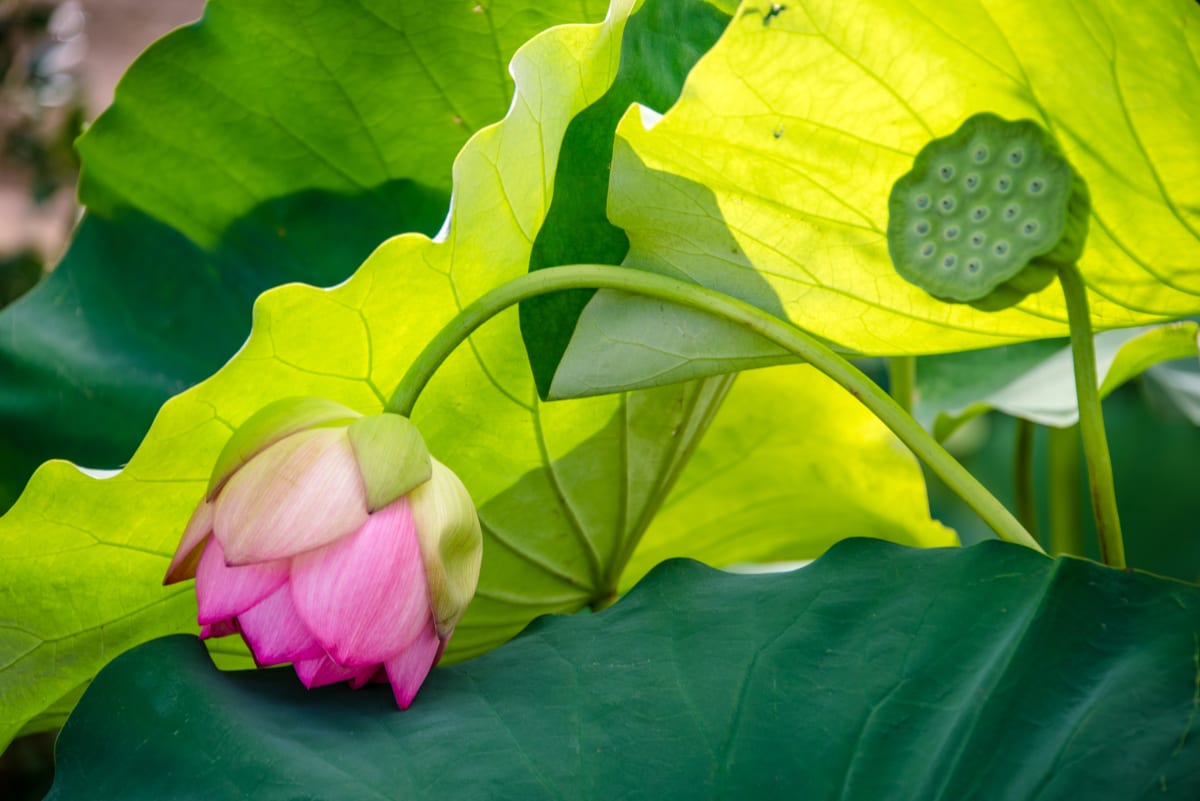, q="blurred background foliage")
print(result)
[0,4,203,796]
[0,0,85,304]
[927,387,1200,582]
